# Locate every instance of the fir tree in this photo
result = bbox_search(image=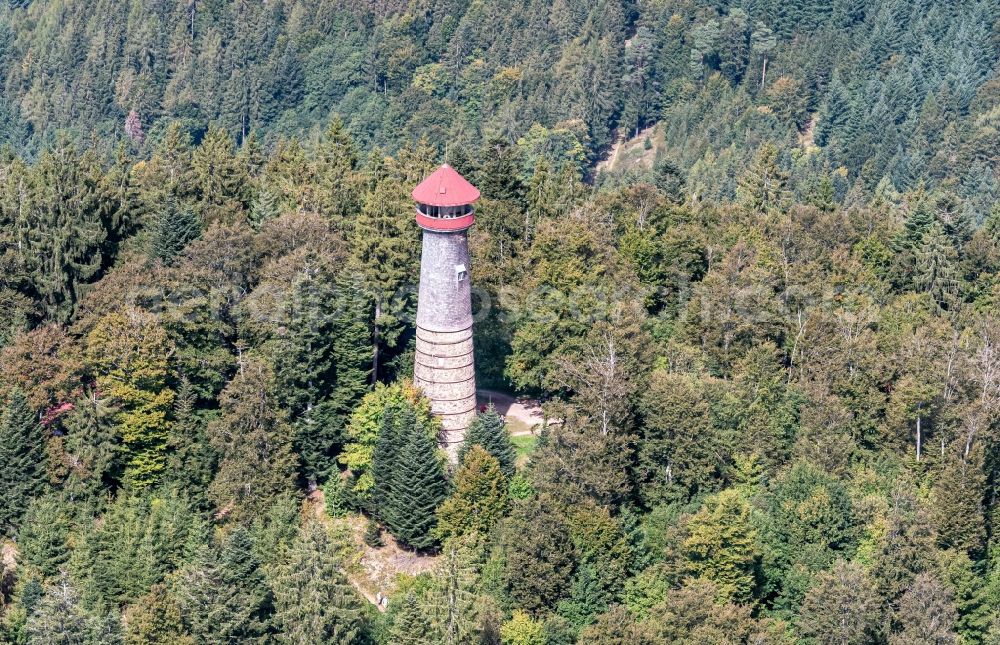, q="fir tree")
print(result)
[165,377,215,505]
[18,496,72,578]
[457,405,517,480]
[149,200,201,265]
[915,222,960,308]
[0,389,46,535]
[63,391,117,505]
[388,592,434,645]
[173,527,269,643]
[383,408,447,550]
[207,359,298,525]
[371,404,404,527]
[271,520,366,644]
